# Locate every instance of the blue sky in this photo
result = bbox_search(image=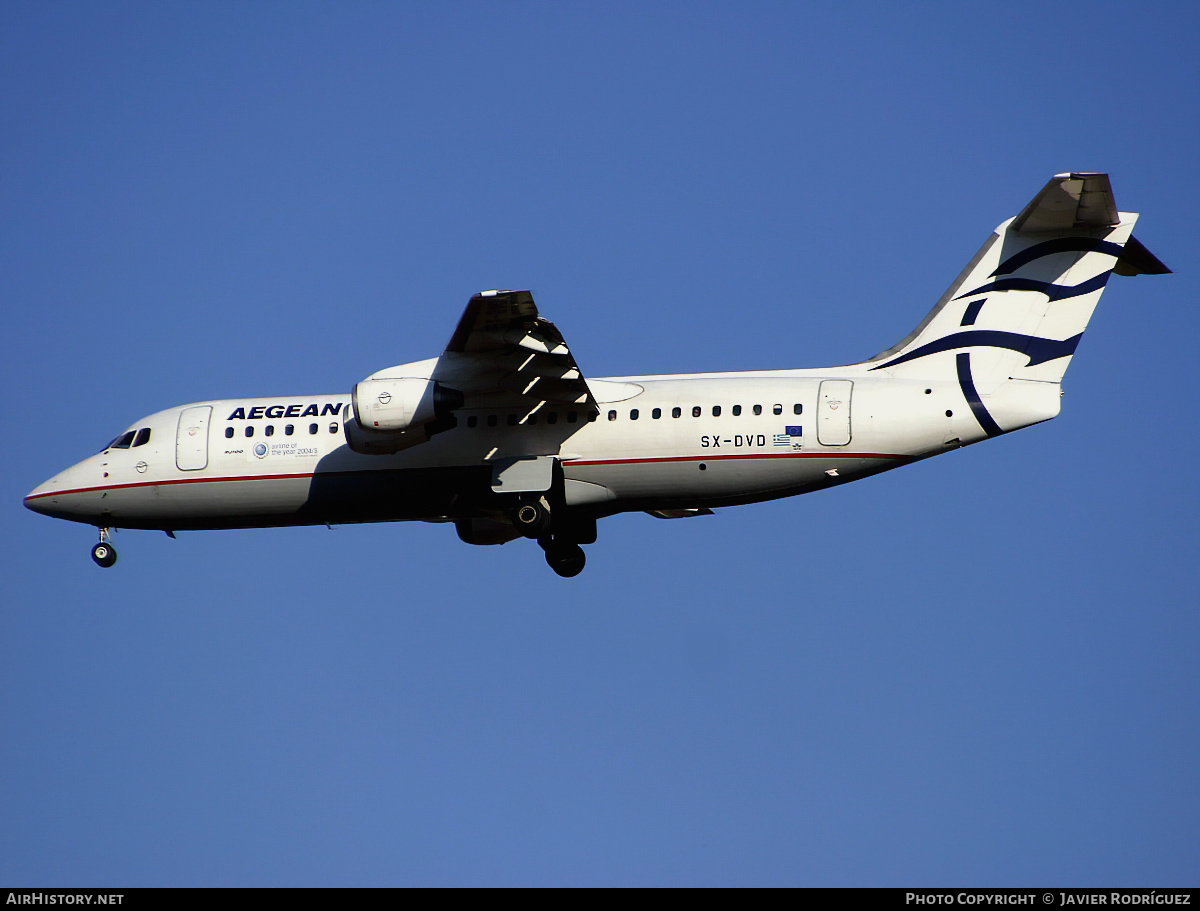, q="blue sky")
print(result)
[2,1,1198,886]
